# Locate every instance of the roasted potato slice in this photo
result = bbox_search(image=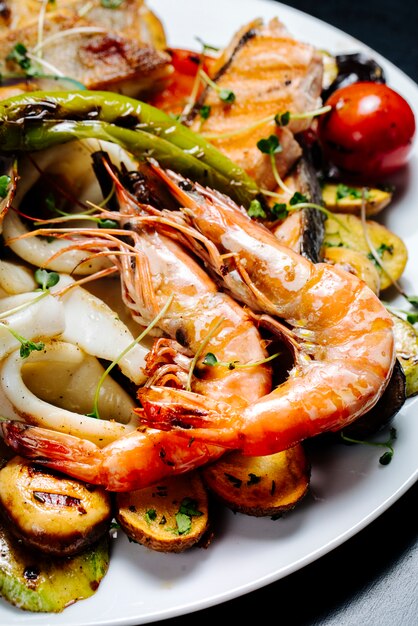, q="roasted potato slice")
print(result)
[323,246,381,294]
[0,456,112,556]
[322,183,392,216]
[116,472,210,553]
[201,445,310,517]
[323,213,408,290]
